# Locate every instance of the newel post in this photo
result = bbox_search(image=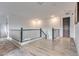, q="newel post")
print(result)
[40,28,42,37]
[21,27,23,42]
